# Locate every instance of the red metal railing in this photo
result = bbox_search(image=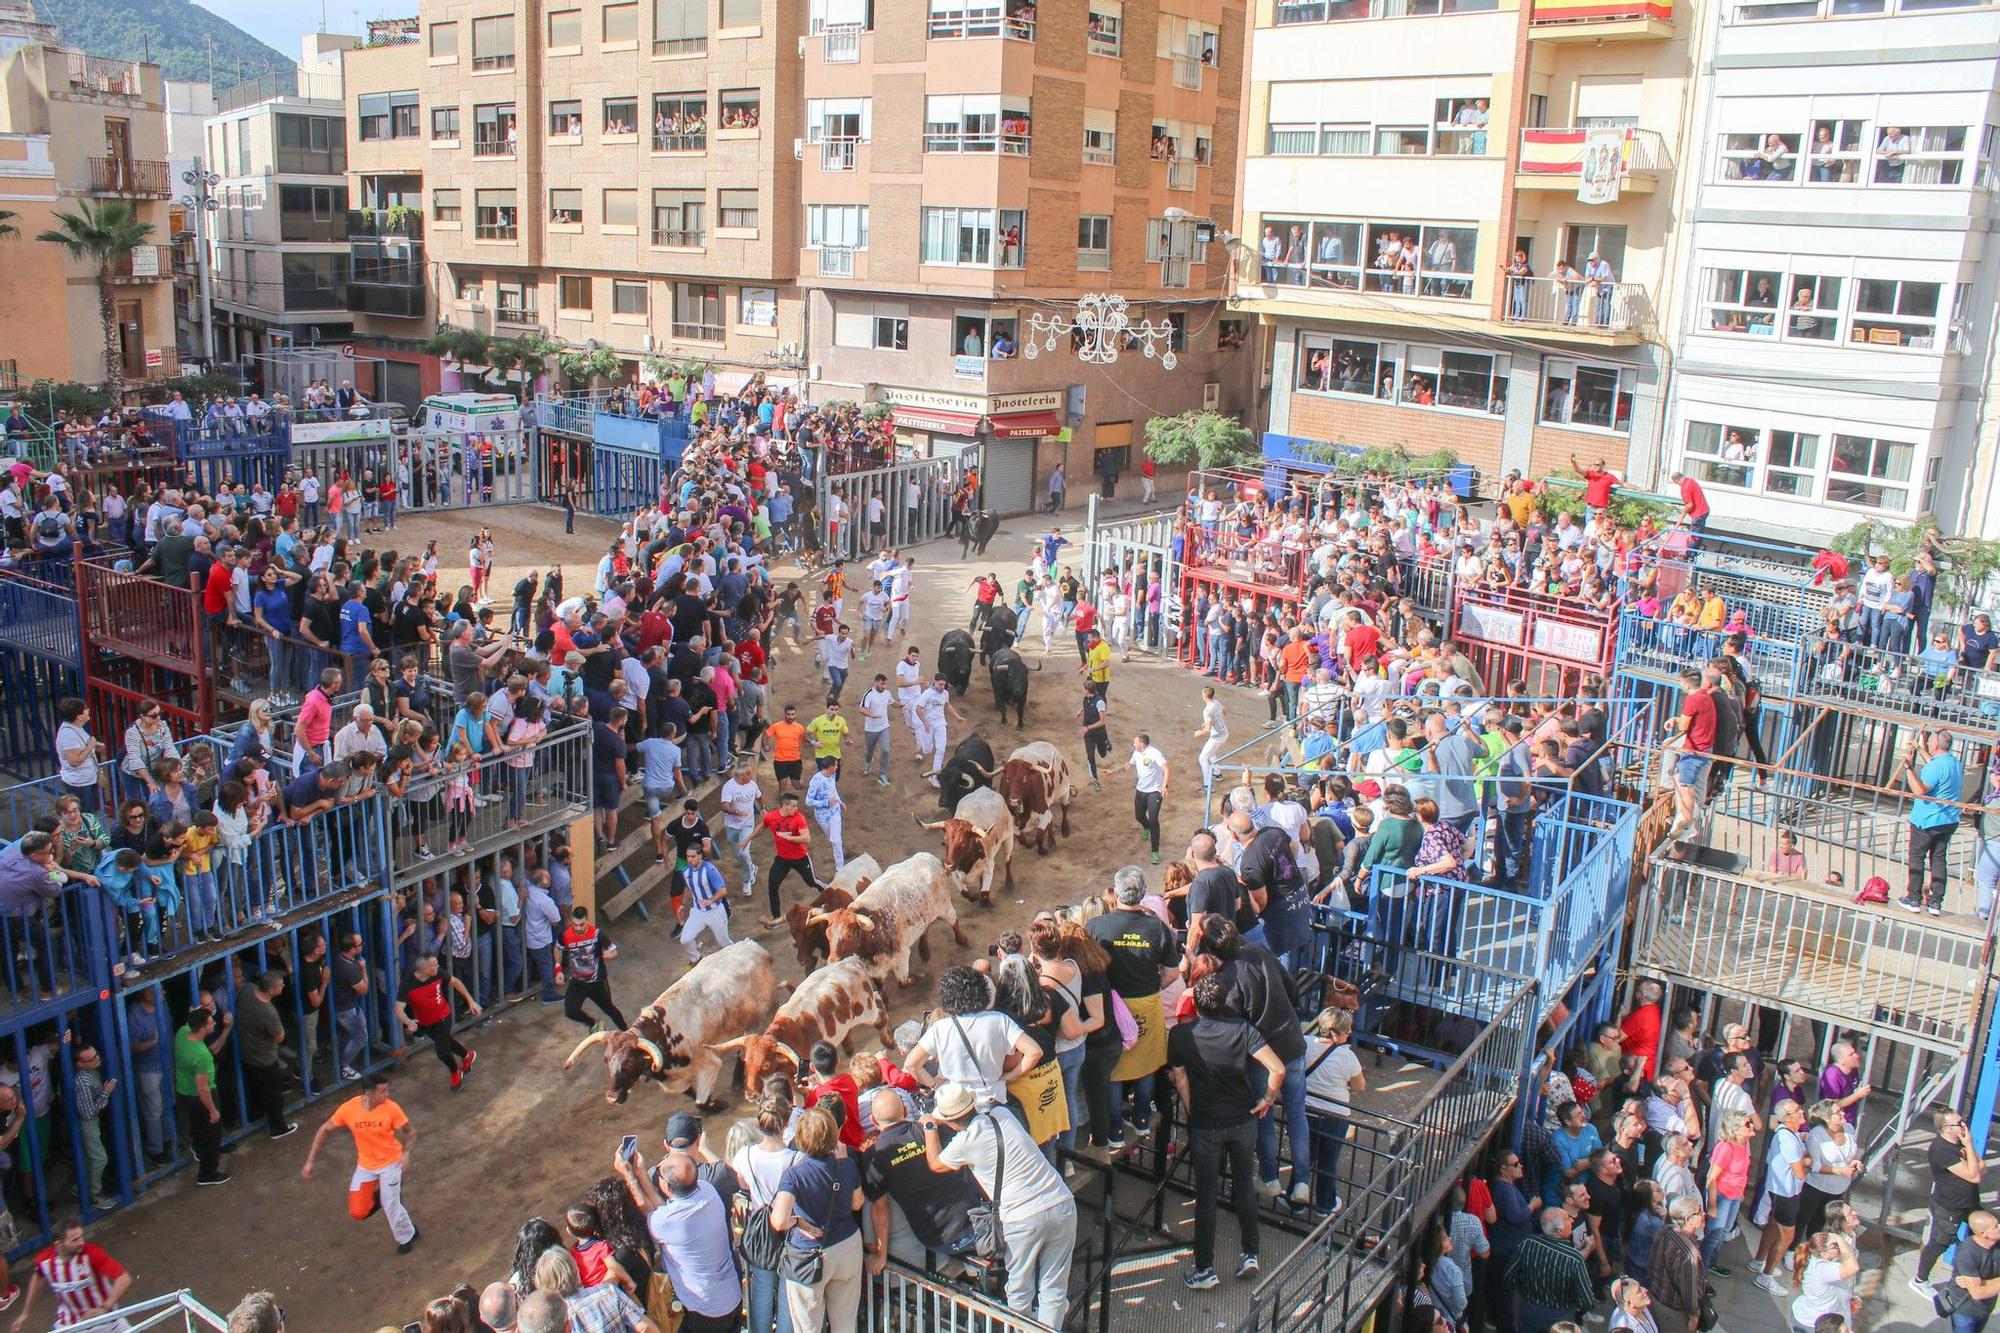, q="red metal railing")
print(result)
[79,557,205,675]
[1450,581,1620,691]
[1185,528,1307,588]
